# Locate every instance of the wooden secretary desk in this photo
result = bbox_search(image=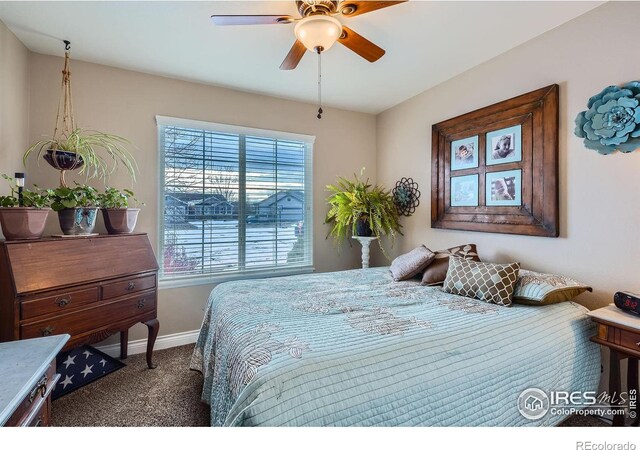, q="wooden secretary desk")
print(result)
[0,234,160,369]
